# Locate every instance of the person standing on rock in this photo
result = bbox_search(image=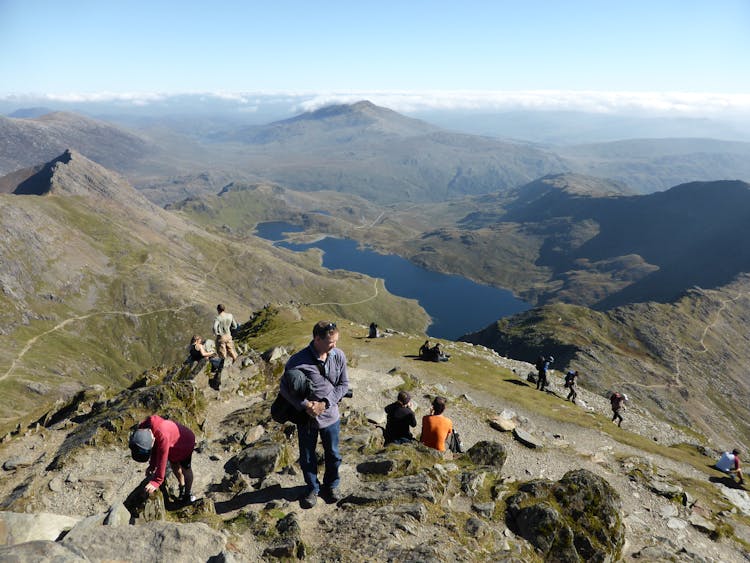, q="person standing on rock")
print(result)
[715,449,744,485]
[420,396,453,452]
[283,321,349,508]
[213,304,238,365]
[384,391,417,445]
[610,392,626,427]
[129,415,196,504]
